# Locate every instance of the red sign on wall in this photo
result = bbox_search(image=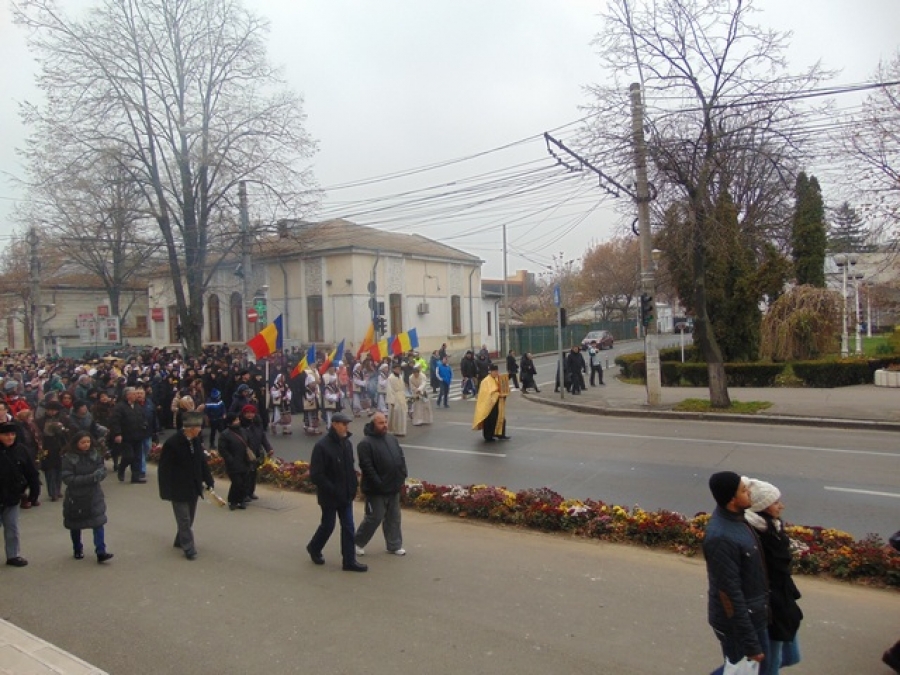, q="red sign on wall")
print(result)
[151,308,164,322]
[97,305,109,317]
